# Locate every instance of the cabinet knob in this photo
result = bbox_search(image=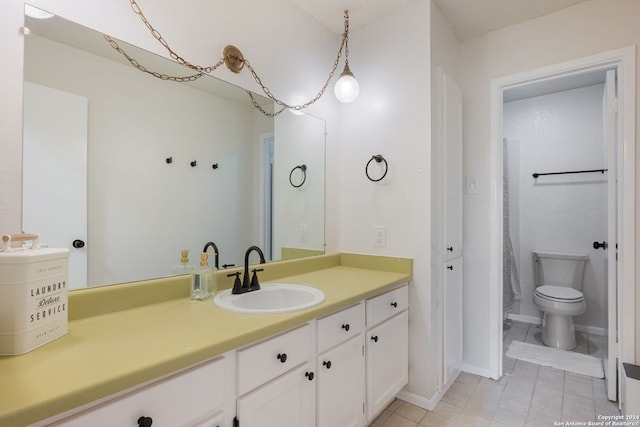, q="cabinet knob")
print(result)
[447,265,454,270]
[390,302,398,308]
[323,360,332,369]
[137,416,153,427]
[276,353,287,363]
[341,323,350,332]
[371,335,379,343]
[447,246,454,252]
[305,371,315,381]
